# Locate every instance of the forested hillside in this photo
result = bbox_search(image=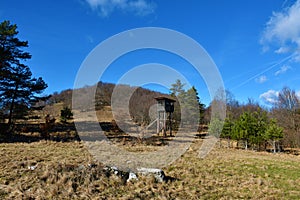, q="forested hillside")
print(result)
[45,81,166,125]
